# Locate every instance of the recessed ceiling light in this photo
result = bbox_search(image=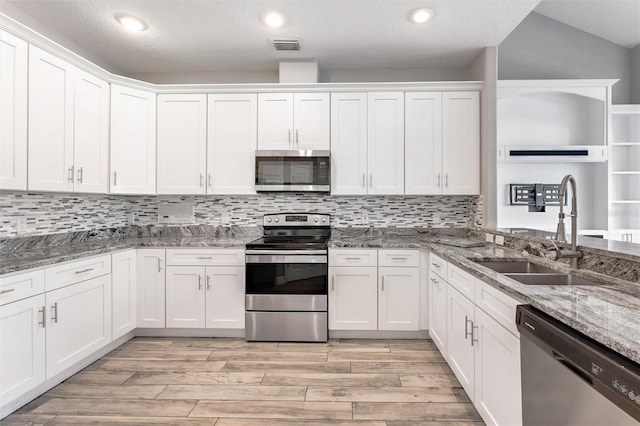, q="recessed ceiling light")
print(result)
[409,8,435,24]
[115,13,148,32]
[263,11,286,28]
